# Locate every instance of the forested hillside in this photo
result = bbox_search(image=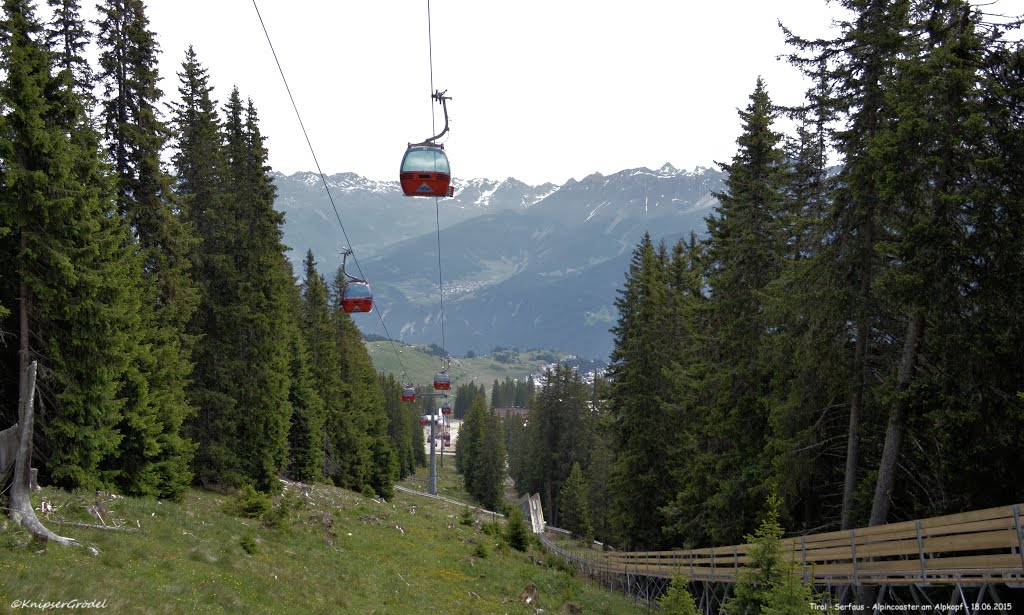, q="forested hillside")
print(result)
[0,0,419,499]
[504,0,1024,552]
